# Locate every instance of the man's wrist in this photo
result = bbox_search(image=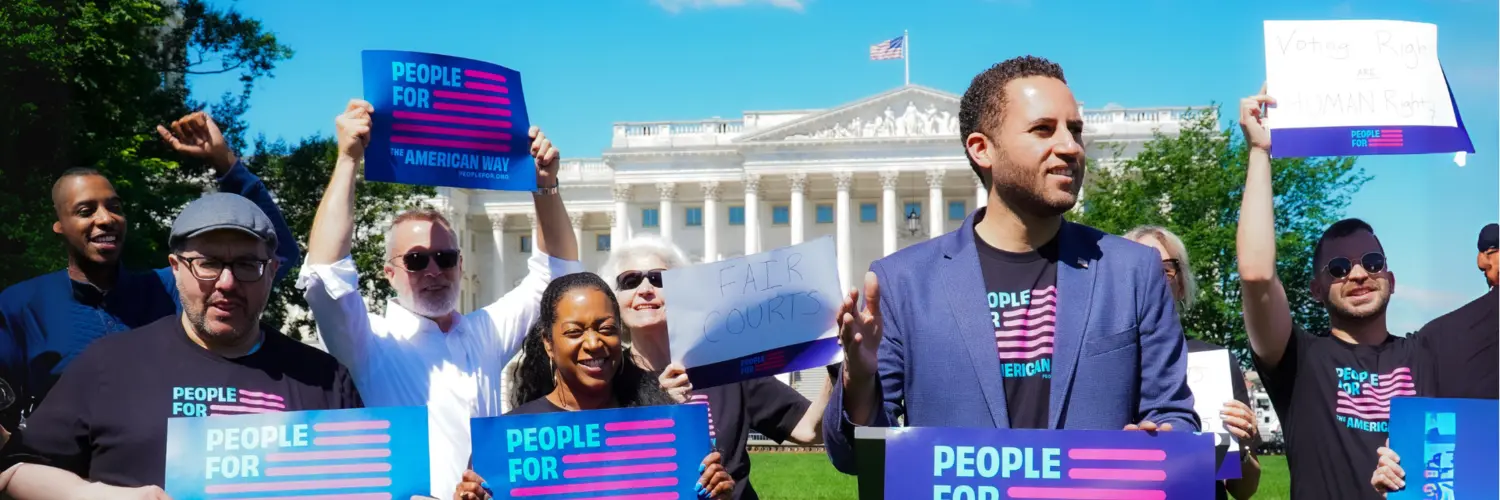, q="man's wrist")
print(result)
[212,152,239,176]
[534,178,560,196]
